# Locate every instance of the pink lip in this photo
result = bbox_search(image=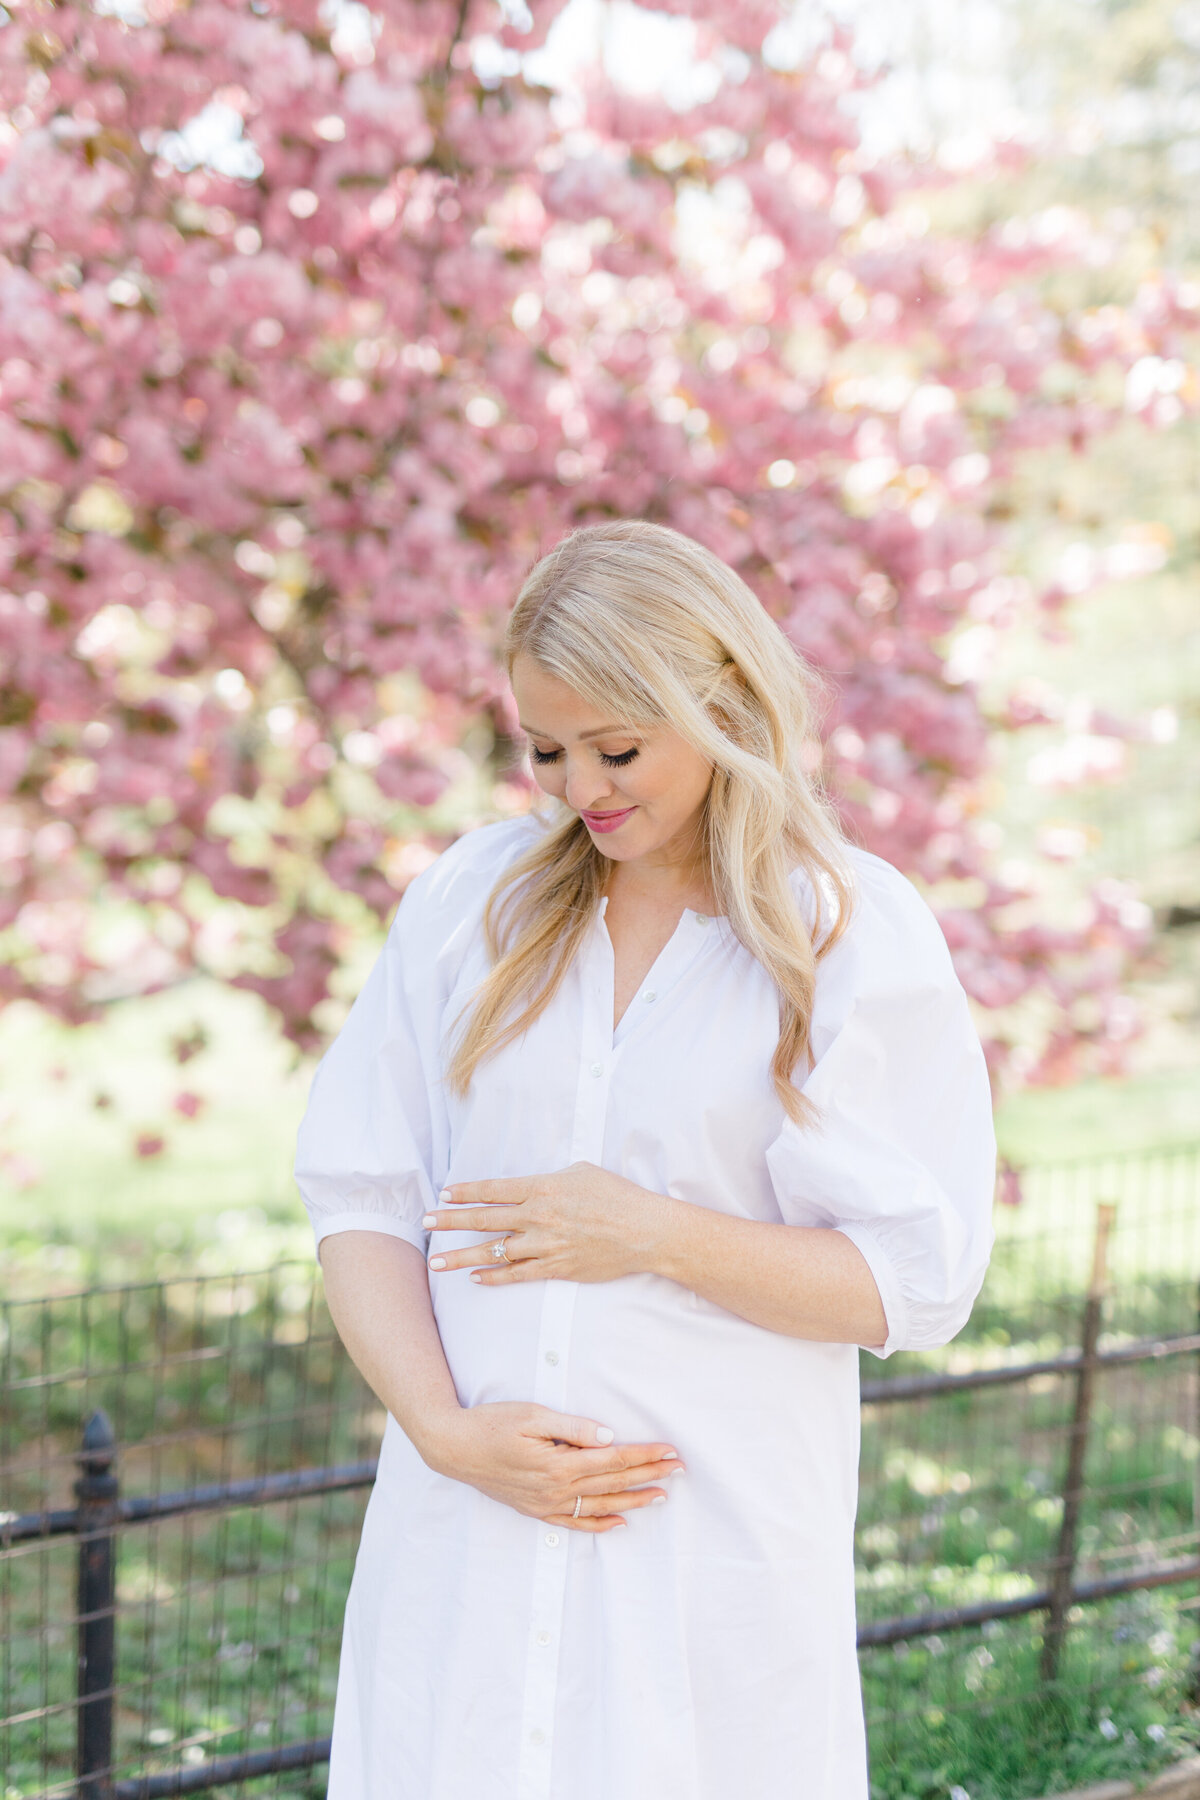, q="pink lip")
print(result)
[581,805,636,834]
